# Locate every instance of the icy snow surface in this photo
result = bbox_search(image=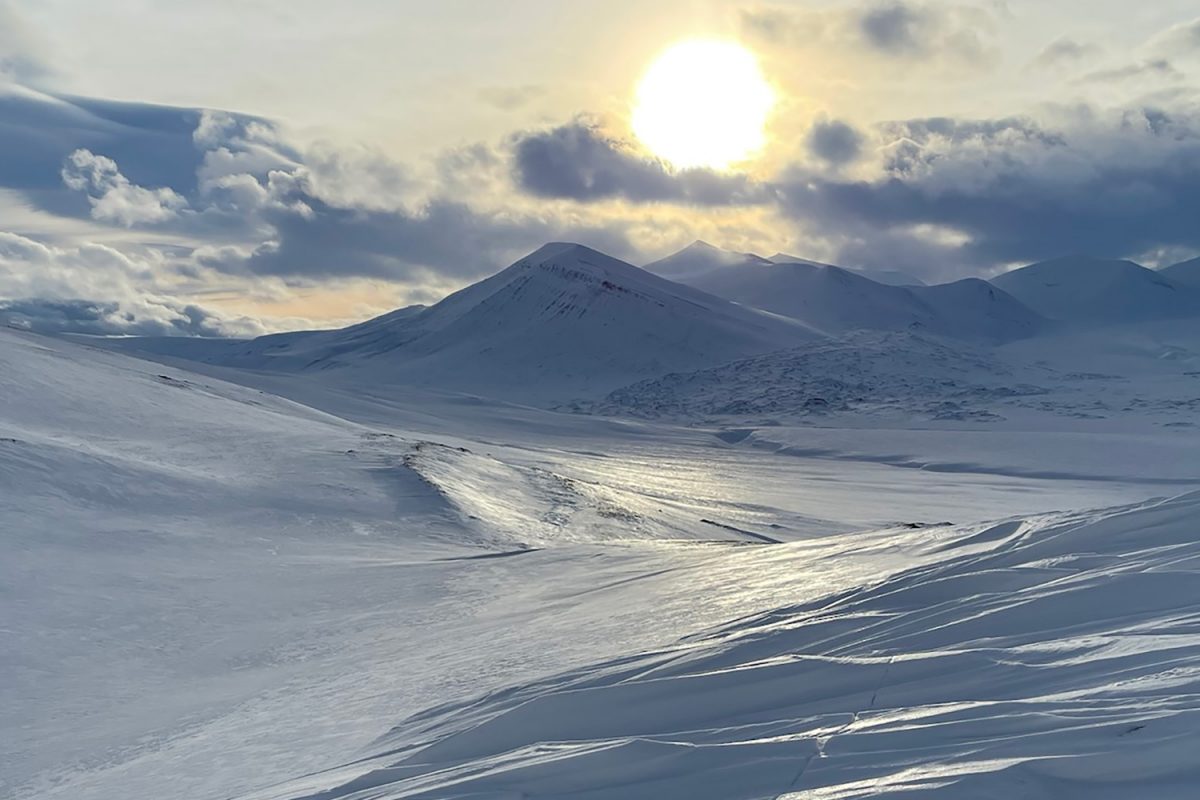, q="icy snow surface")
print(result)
[5,243,1200,799]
